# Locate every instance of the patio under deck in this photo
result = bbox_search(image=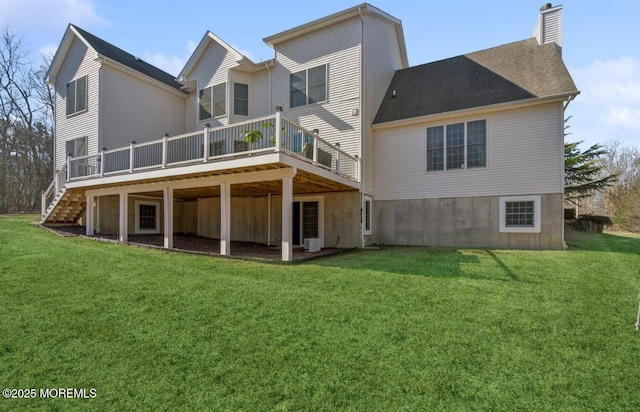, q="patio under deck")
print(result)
[41,111,361,261]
